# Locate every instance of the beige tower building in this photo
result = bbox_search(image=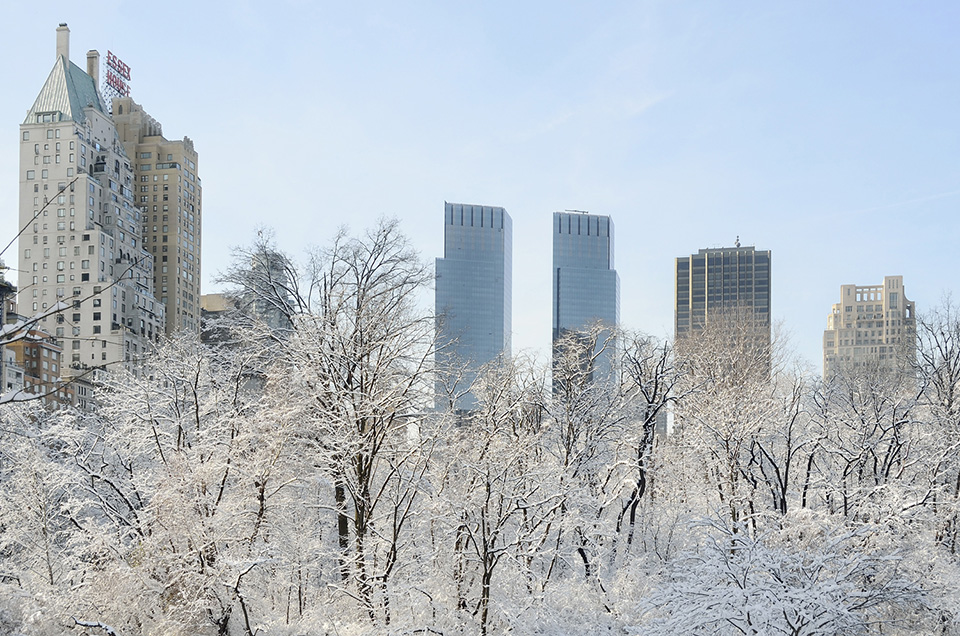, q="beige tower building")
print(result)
[113,97,201,335]
[822,276,916,379]
[18,25,164,376]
